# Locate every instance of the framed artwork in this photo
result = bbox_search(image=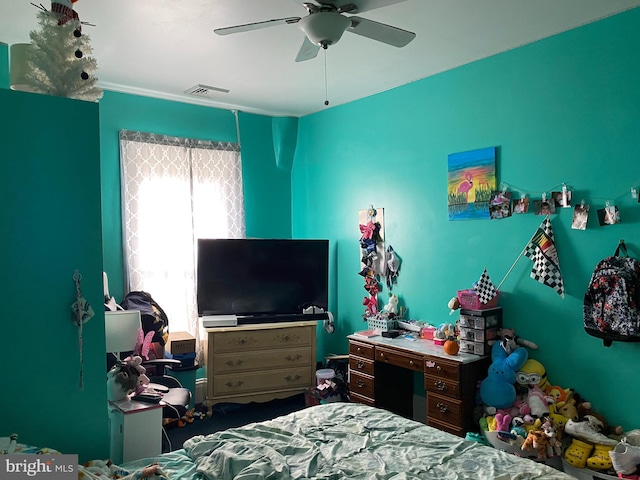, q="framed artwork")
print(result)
[447,147,497,221]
